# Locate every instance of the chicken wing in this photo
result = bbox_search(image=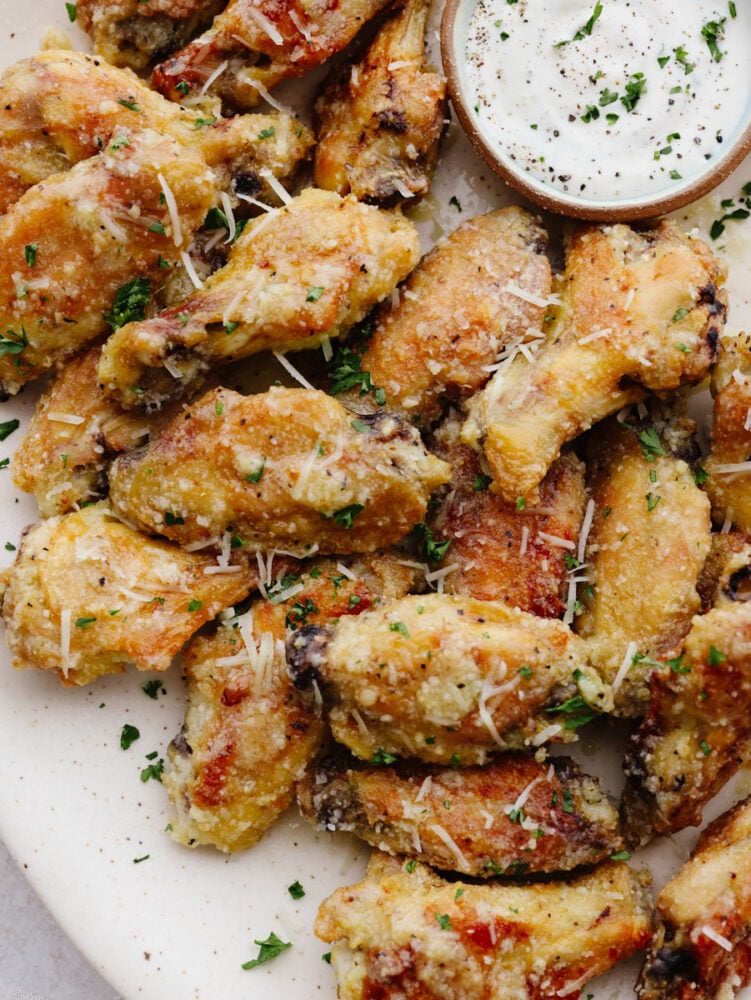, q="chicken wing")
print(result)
[427,416,586,616]
[1,504,257,686]
[462,221,726,503]
[333,205,550,427]
[316,852,654,1000]
[151,0,392,111]
[0,128,218,397]
[98,187,420,409]
[288,593,608,765]
[575,414,711,717]
[165,552,415,851]
[298,750,623,876]
[704,331,751,533]
[637,795,751,1000]
[313,0,447,205]
[0,49,314,212]
[108,385,450,555]
[77,0,224,71]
